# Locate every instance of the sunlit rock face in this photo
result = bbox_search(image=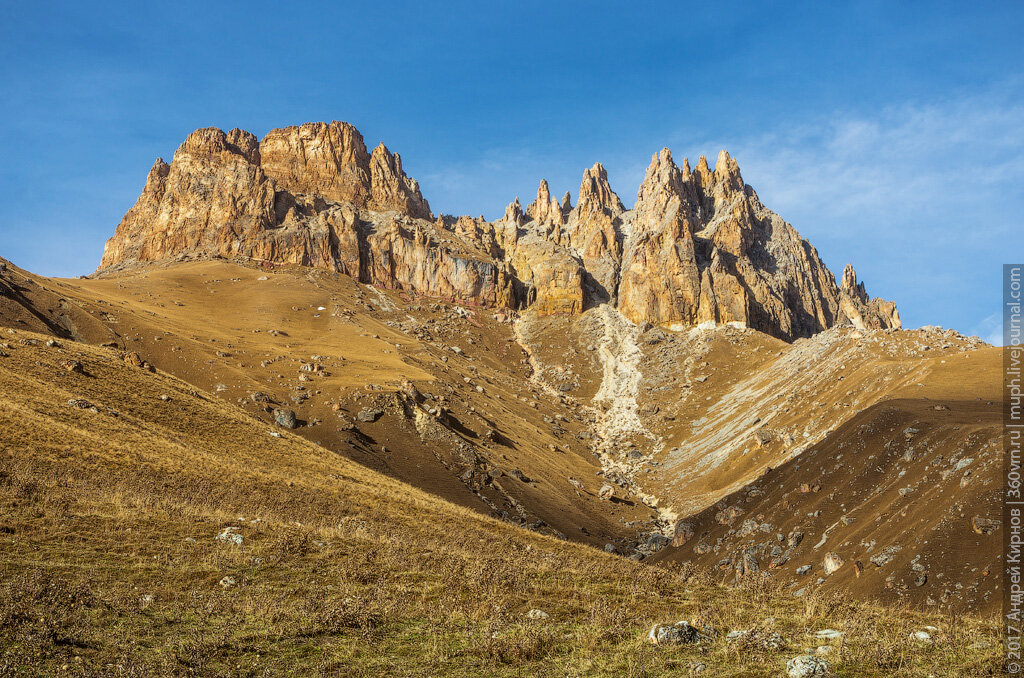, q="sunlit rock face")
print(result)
[99,123,899,340]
